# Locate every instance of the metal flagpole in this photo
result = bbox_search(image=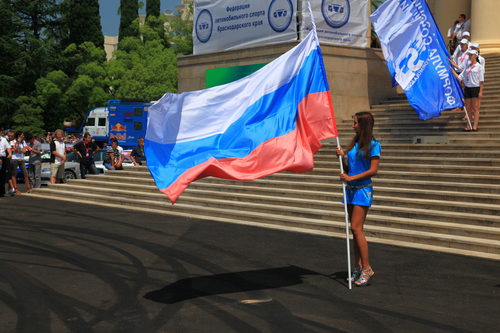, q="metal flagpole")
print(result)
[336,137,352,290]
[306,1,352,289]
[463,105,473,130]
